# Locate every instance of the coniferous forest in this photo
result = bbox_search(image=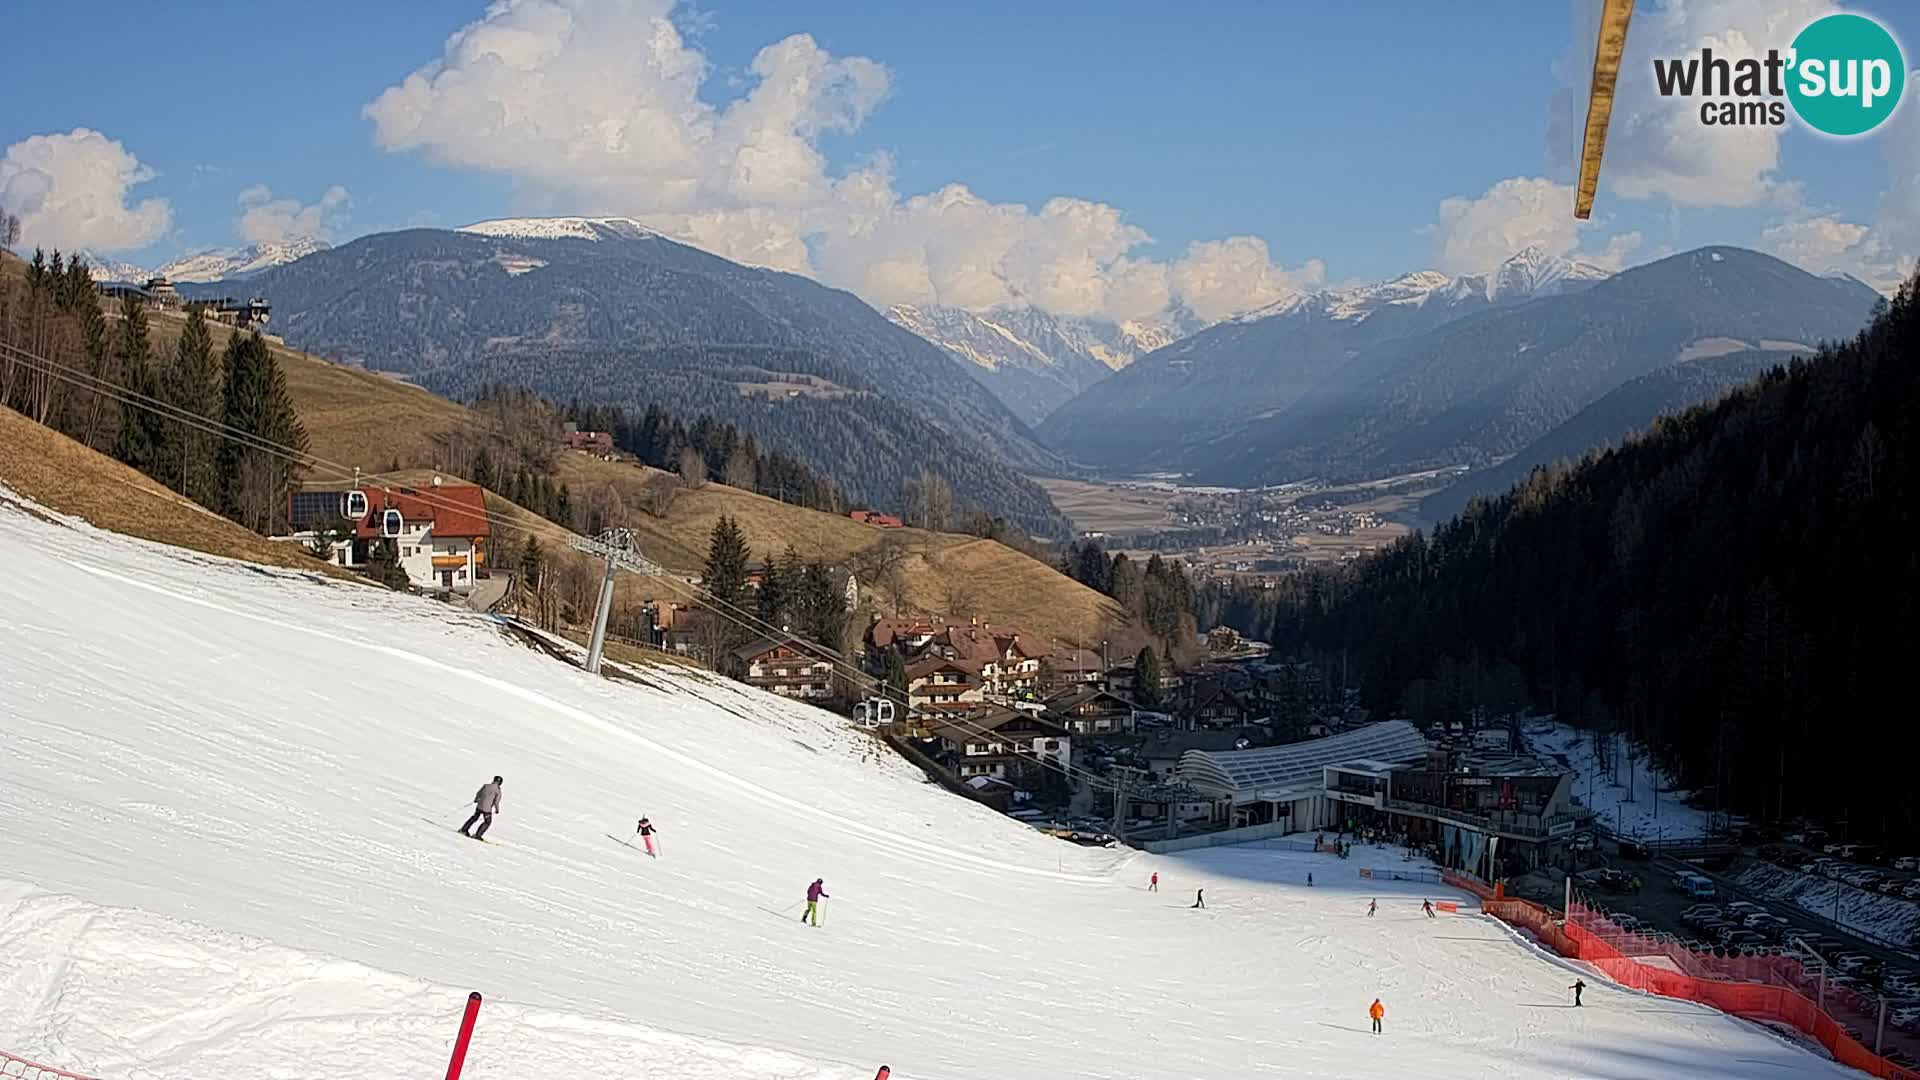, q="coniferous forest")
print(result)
[1257,276,1920,840]
[1,251,307,536]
